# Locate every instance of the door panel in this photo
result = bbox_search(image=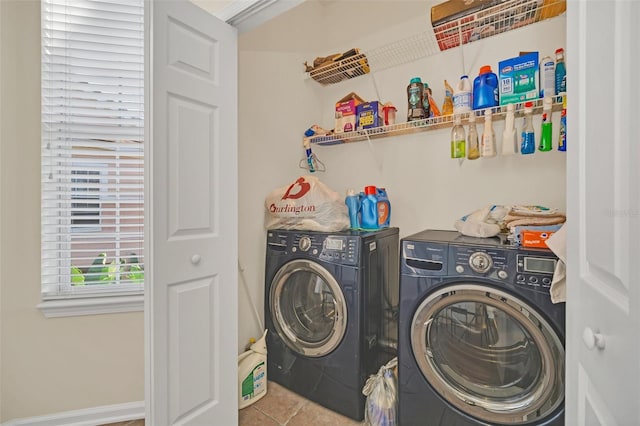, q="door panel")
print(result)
[146,0,238,424]
[566,1,639,424]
